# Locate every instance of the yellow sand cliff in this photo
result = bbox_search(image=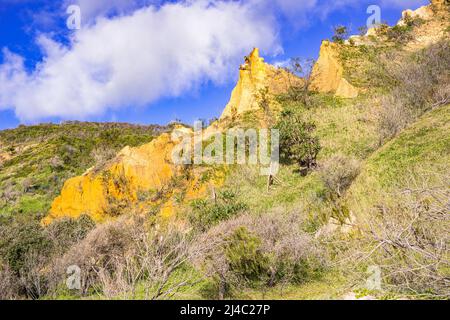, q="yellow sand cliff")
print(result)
[220,48,303,121]
[43,130,216,224]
